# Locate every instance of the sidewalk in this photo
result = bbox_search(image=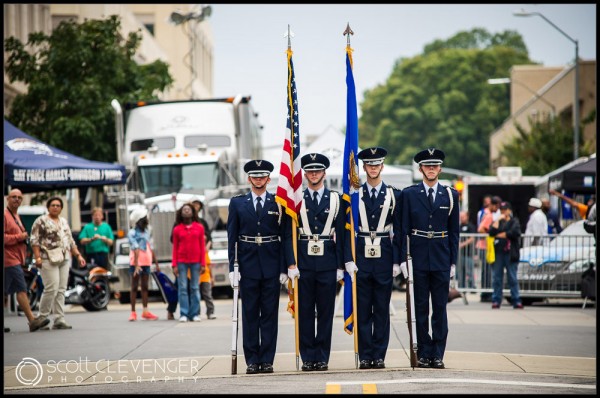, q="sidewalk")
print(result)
[4,349,596,389]
[3,292,596,390]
